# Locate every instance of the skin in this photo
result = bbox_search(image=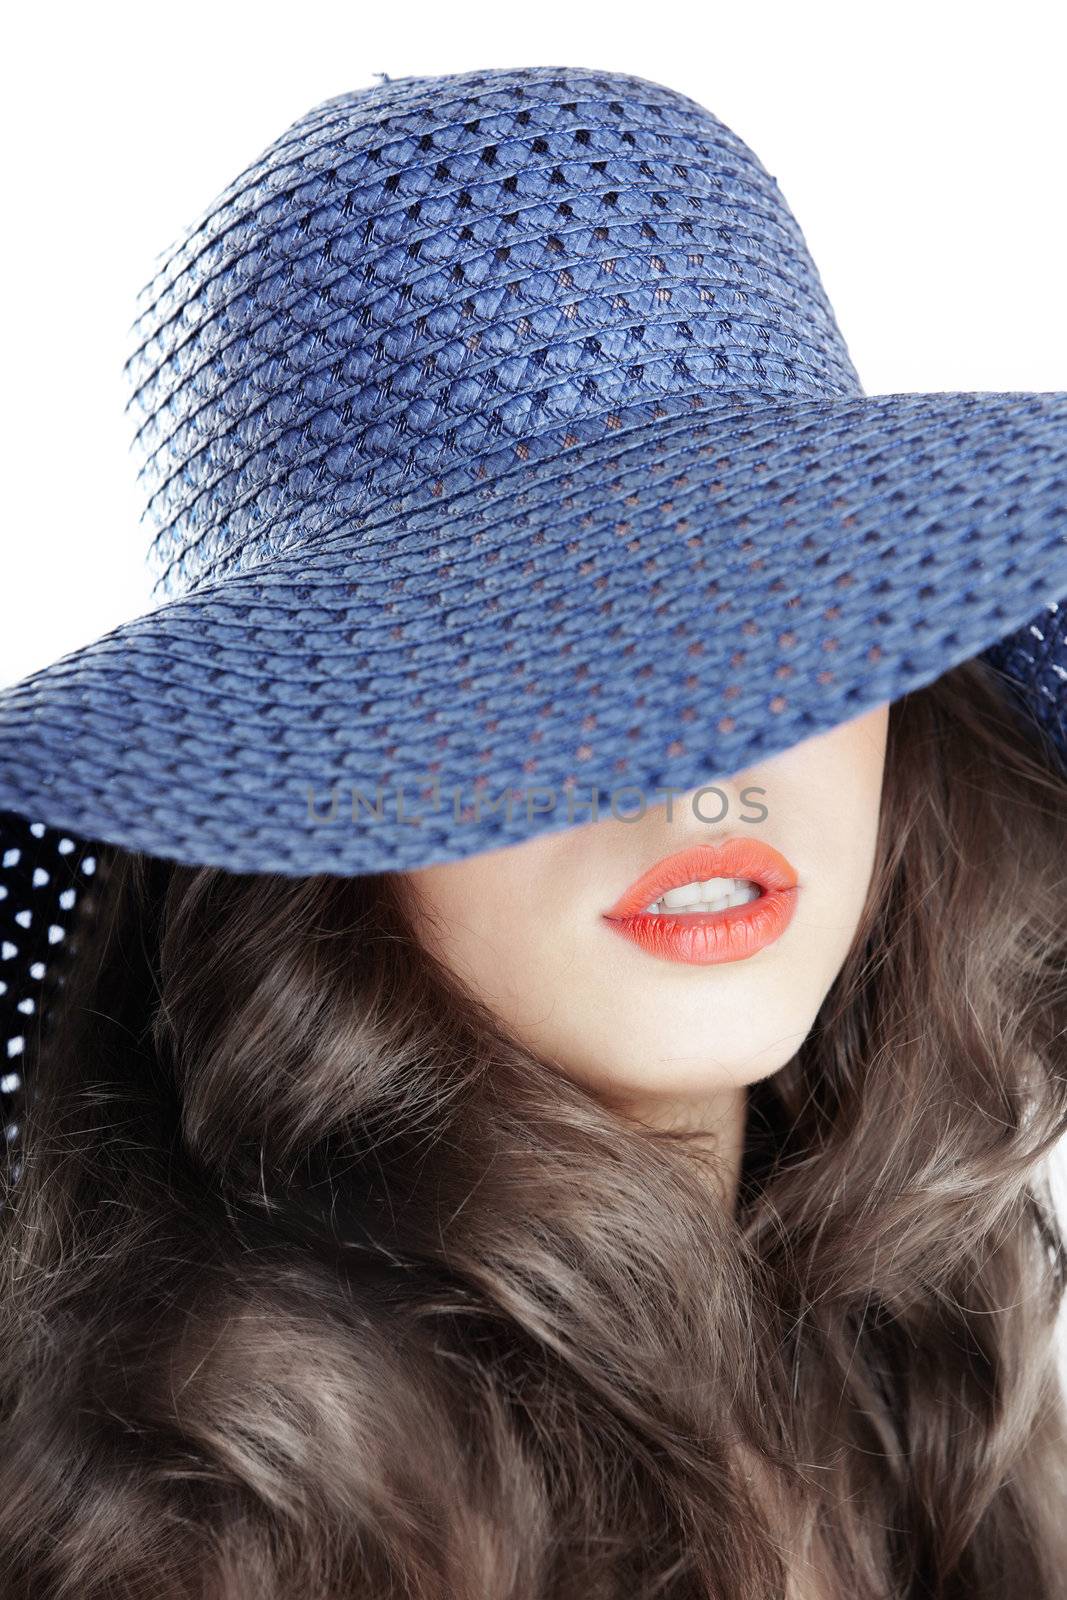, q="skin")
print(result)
[402,704,890,1209]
